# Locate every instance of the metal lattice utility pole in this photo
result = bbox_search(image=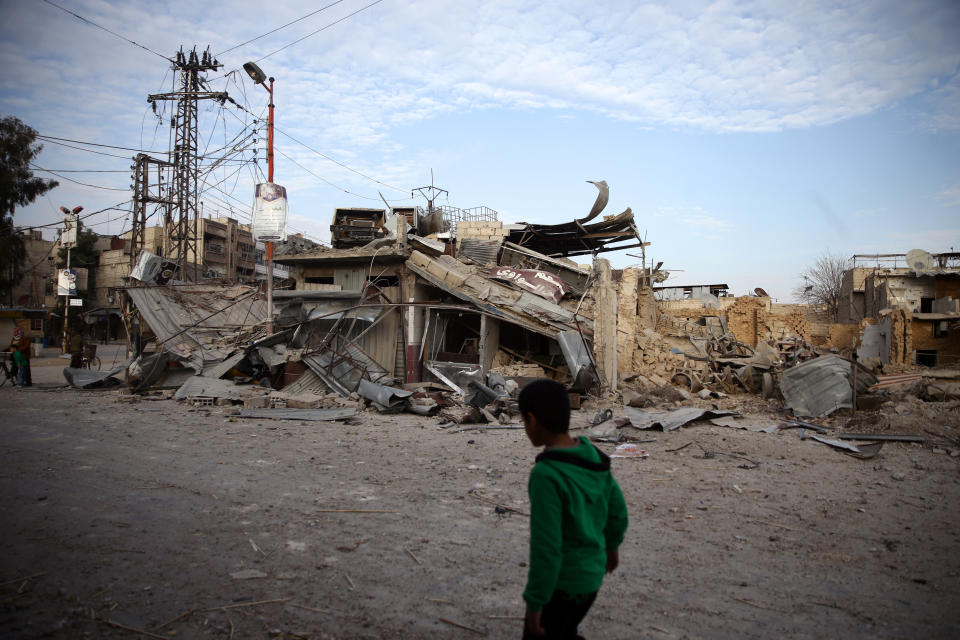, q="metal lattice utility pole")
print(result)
[147,46,226,282]
[129,154,174,272]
